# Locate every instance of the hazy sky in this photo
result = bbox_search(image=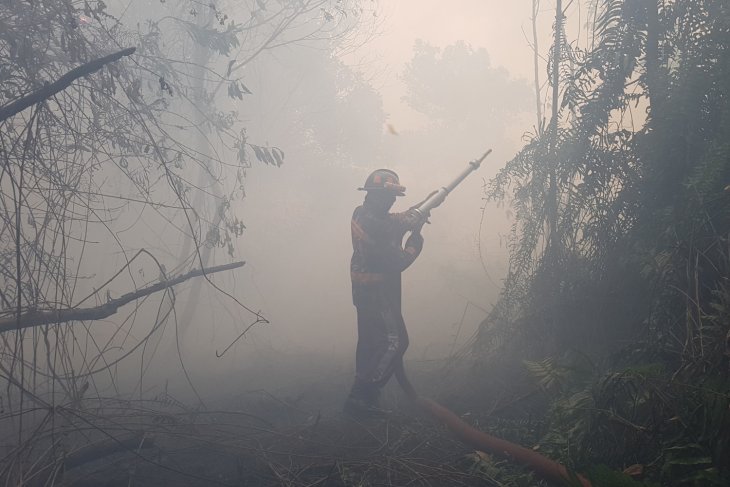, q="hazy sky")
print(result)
[343,2,552,128]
